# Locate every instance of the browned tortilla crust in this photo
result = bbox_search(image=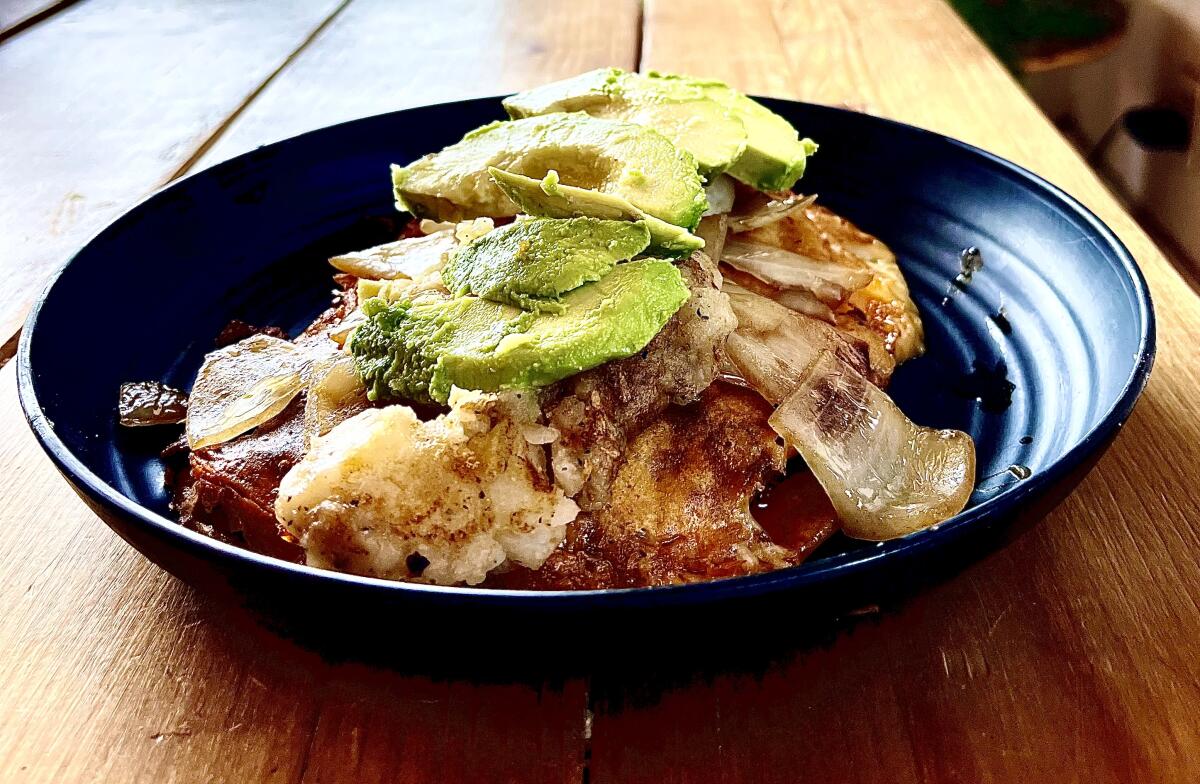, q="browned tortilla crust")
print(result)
[175,396,306,563]
[488,383,801,589]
